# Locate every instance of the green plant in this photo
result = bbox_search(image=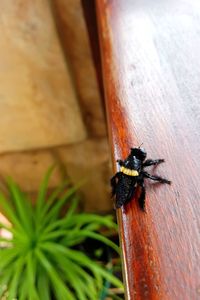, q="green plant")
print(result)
[0,167,123,300]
